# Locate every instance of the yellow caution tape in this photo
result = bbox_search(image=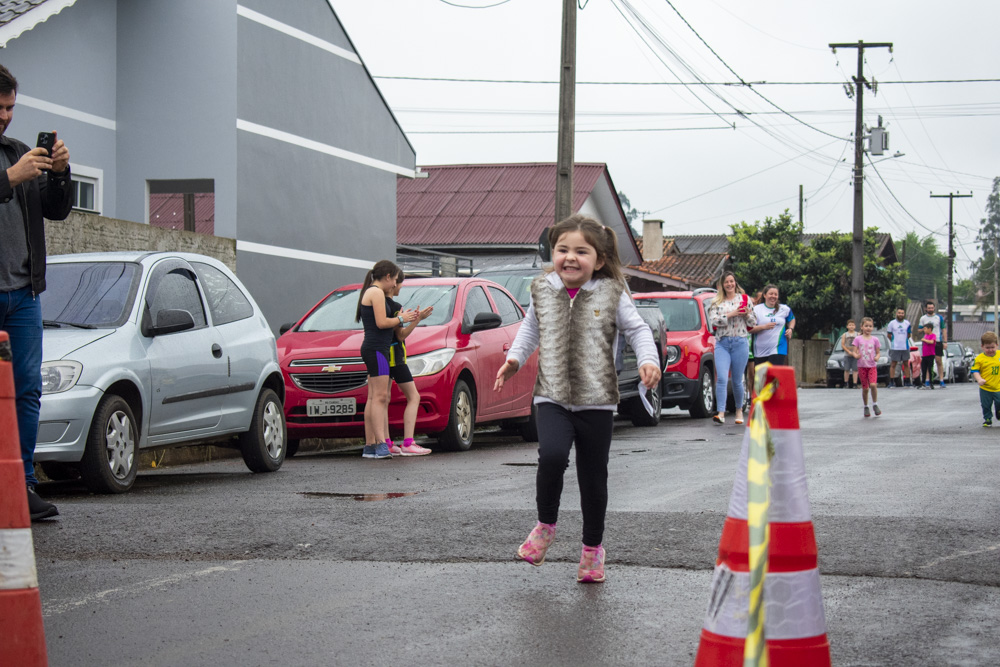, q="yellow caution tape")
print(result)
[744,363,778,667]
